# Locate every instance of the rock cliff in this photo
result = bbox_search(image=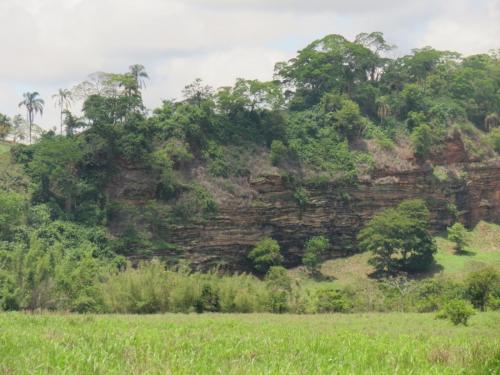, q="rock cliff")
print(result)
[107,136,500,271]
